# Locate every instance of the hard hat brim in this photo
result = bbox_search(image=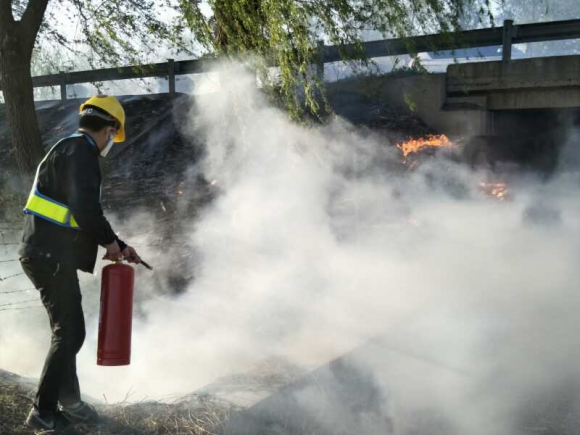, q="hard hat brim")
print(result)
[115,126,125,143]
